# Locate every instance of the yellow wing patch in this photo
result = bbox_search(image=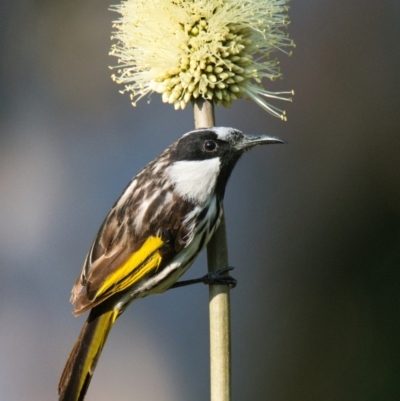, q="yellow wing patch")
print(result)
[94,236,164,300]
